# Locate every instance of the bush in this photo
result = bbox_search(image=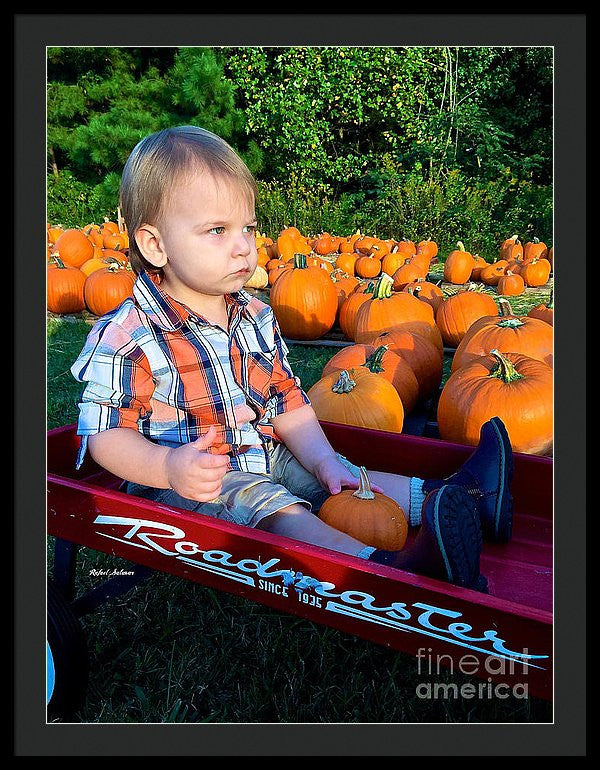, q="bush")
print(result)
[255,169,552,257]
[47,171,121,228]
